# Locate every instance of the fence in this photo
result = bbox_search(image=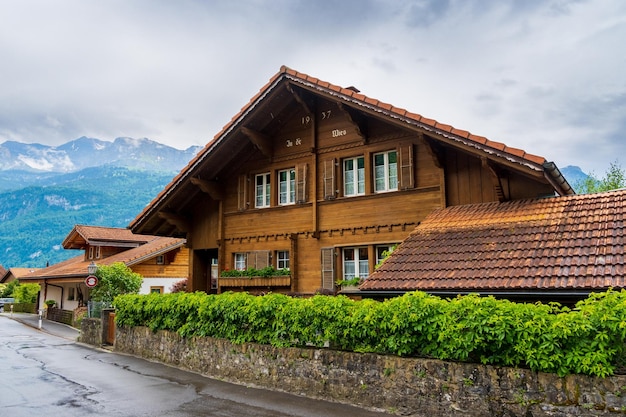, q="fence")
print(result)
[88,301,109,318]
